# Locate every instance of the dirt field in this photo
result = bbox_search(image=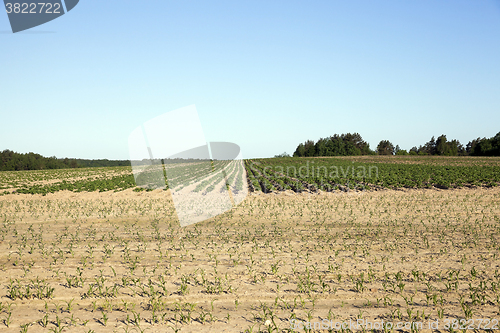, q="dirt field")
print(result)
[0,187,499,332]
